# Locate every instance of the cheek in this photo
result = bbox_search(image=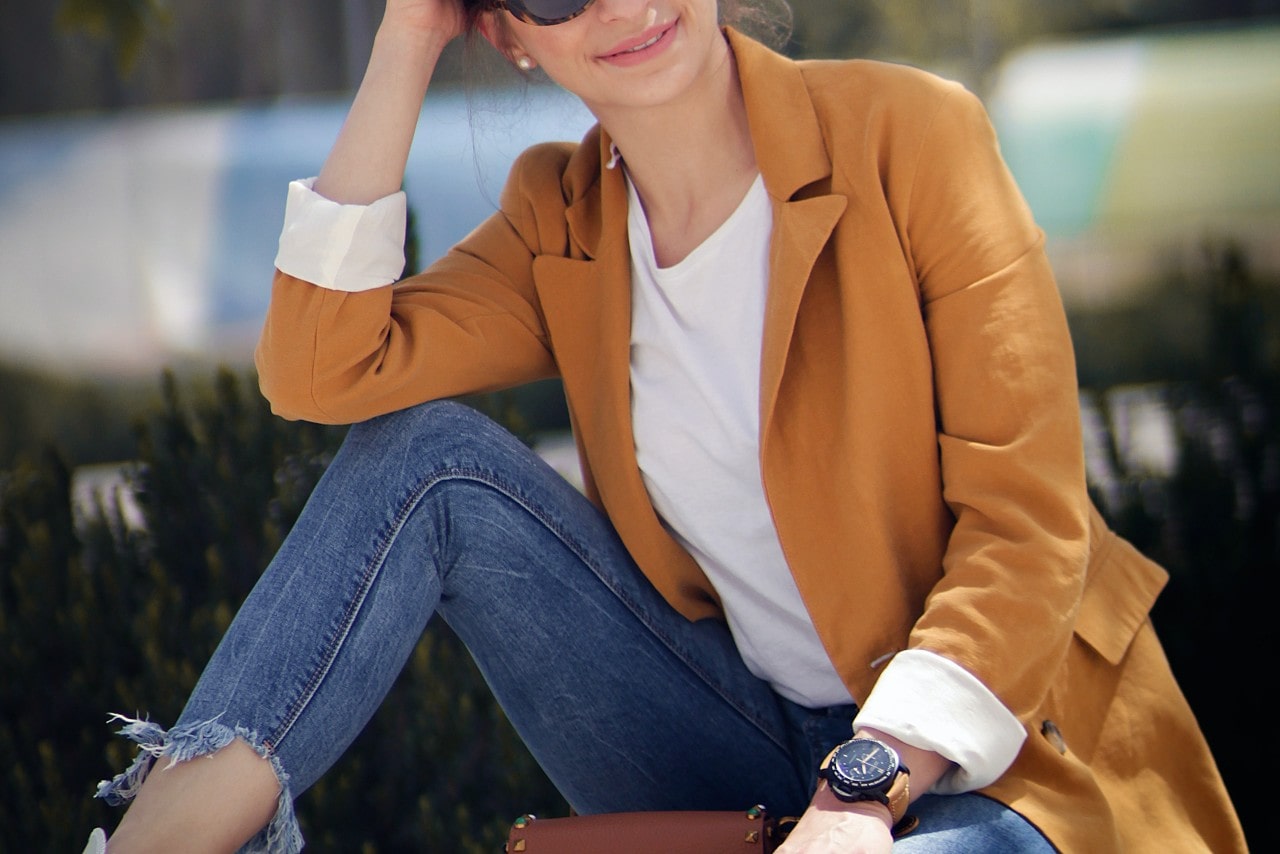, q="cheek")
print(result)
[509,16,571,59]
[520,31,593,86]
